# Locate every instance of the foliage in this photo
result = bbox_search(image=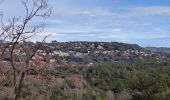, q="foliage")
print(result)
[52,68,69,78]
[82,88,106,100]
[85,60,170,100]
